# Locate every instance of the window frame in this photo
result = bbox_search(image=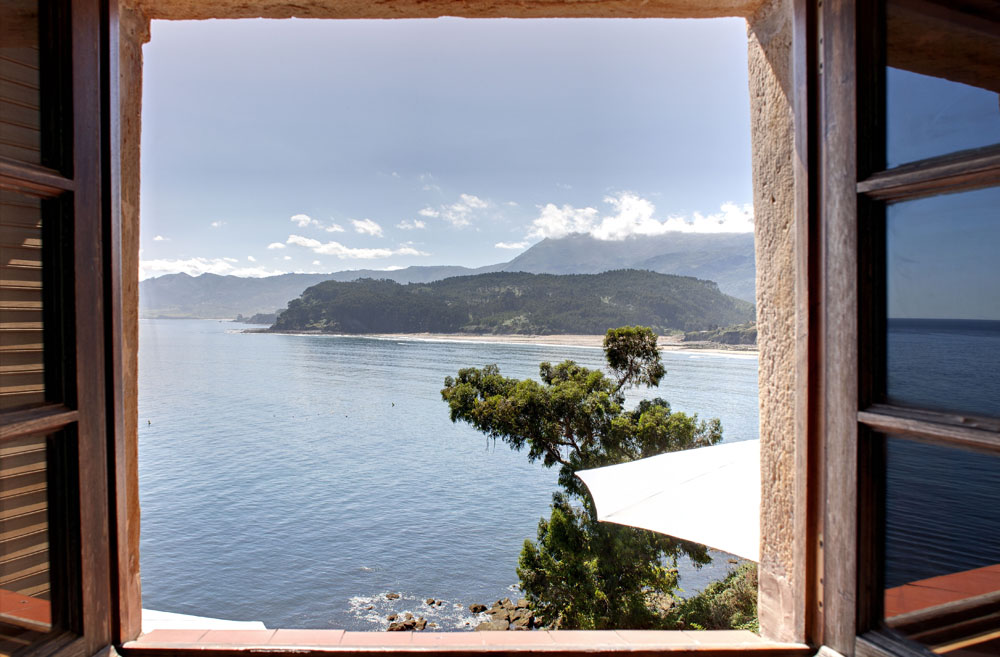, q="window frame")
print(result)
[814,1,1000,656]
[1,1,117,656]
[11,0,933,655]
